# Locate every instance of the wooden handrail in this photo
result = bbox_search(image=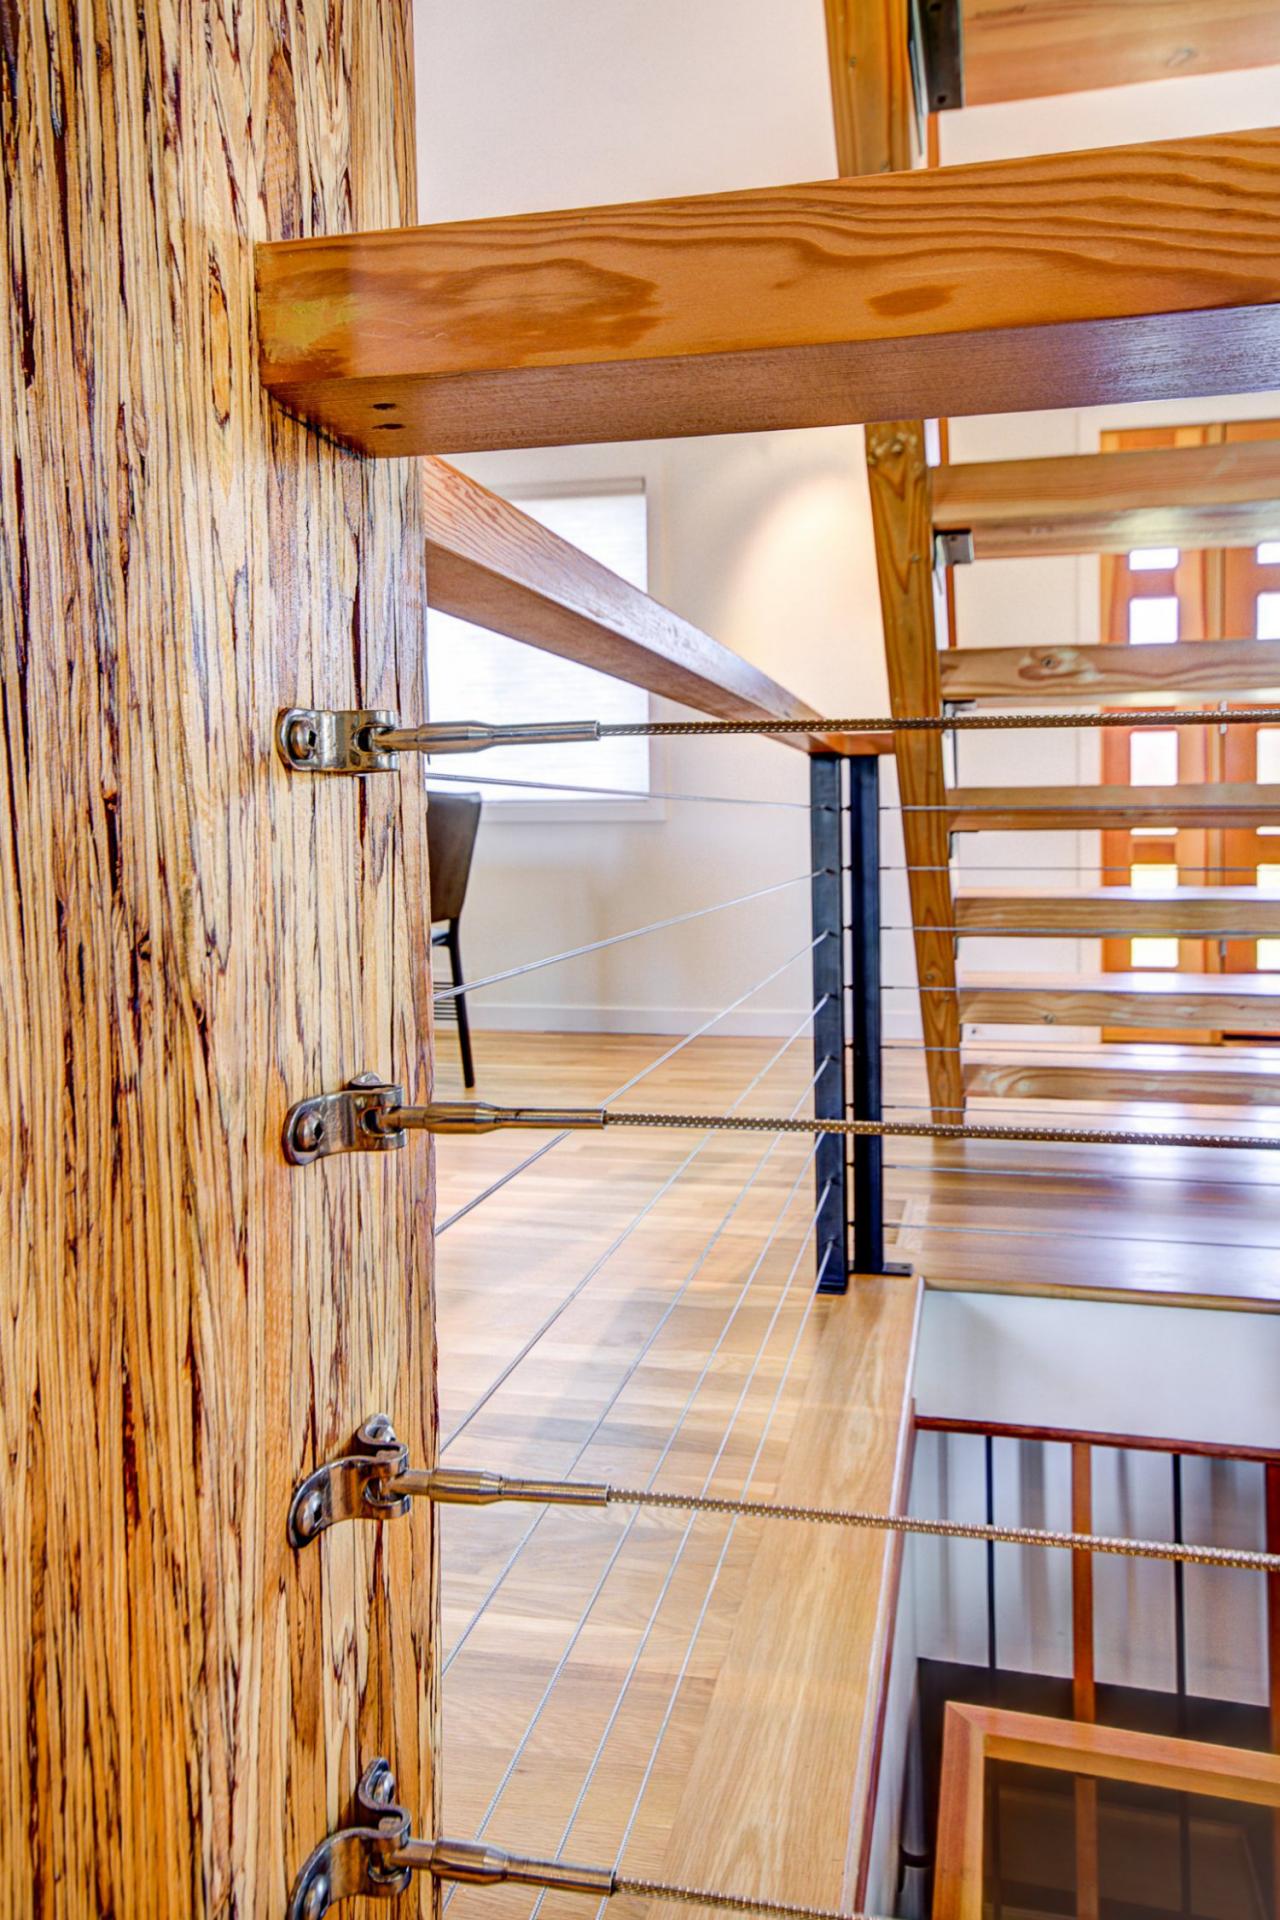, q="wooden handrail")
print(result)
[915,1414,1280,1466]
[422,459,891,754]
